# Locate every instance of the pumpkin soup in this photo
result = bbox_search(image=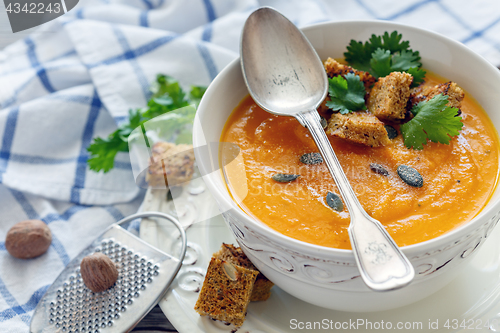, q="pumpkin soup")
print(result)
[221,72,499,249]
